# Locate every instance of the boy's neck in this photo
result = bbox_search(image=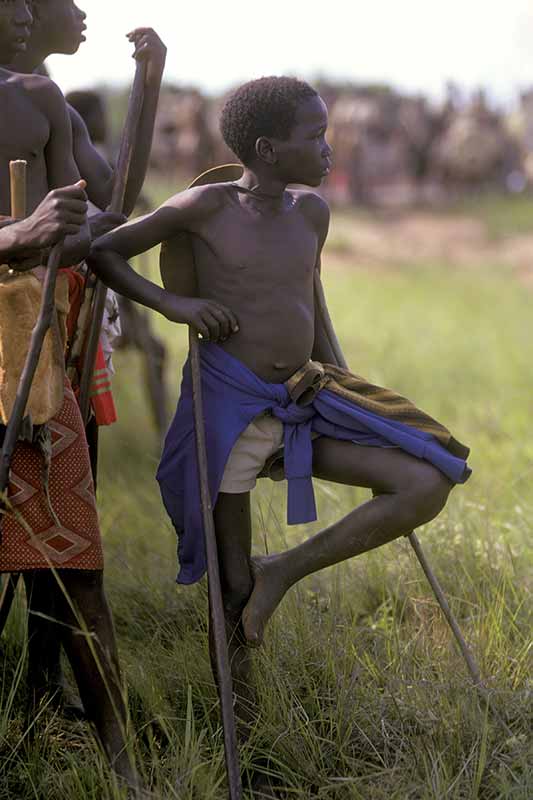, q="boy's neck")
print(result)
[237,167,287,200]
